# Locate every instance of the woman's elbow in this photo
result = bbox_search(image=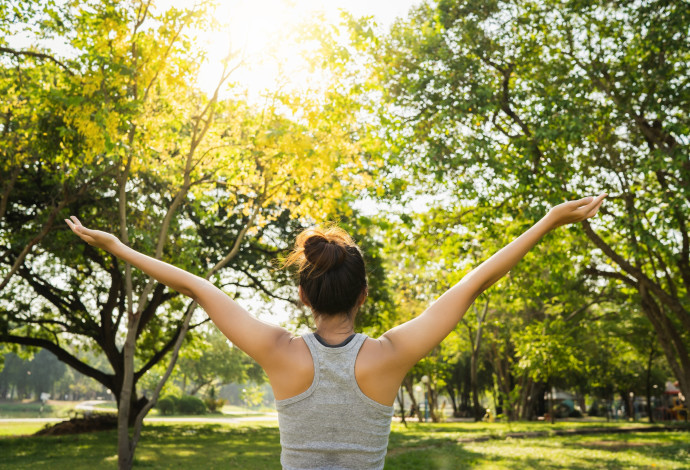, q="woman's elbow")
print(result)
[184,278,213,301]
